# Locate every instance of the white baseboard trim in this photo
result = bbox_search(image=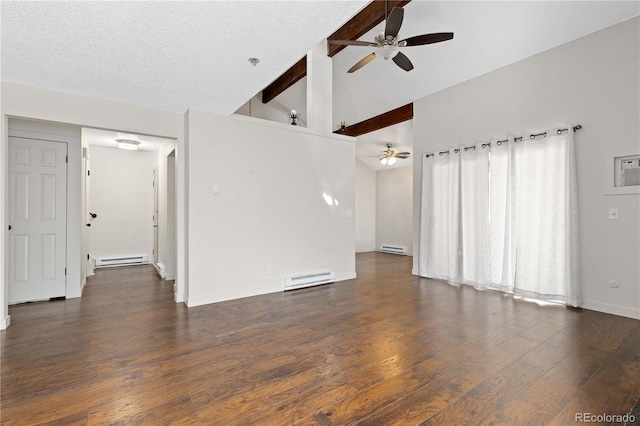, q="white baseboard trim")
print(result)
[356,248,376,253]
[582,300,640,320]
[165,273,176,281]
[186,272,357,308]
[187,285,279,308]
[412,269,418,276]
[1,315,11,330]
[174,293,185,303]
